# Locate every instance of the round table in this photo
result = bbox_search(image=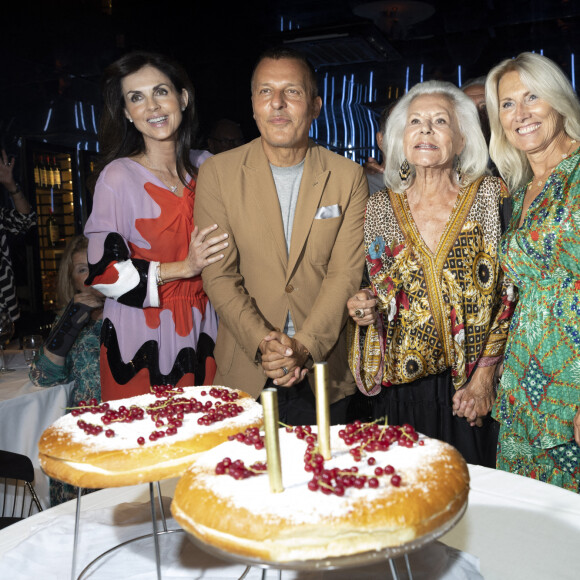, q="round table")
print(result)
[0,464,578,579]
